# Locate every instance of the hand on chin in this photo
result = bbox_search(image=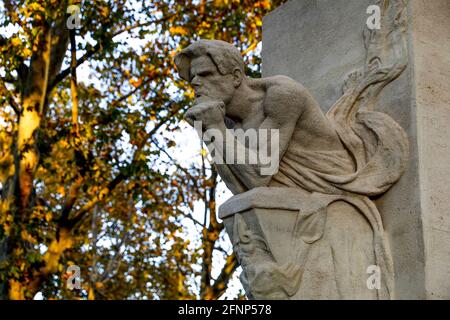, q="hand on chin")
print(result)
[185,97,226,129]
